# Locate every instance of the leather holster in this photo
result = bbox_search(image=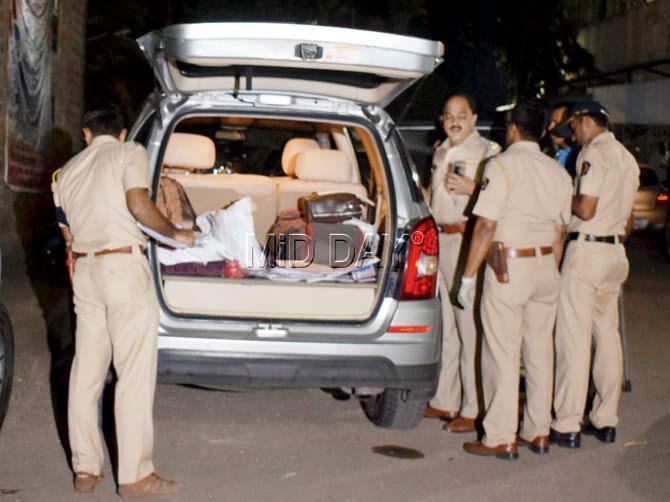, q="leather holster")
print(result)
[486,241,509,283]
